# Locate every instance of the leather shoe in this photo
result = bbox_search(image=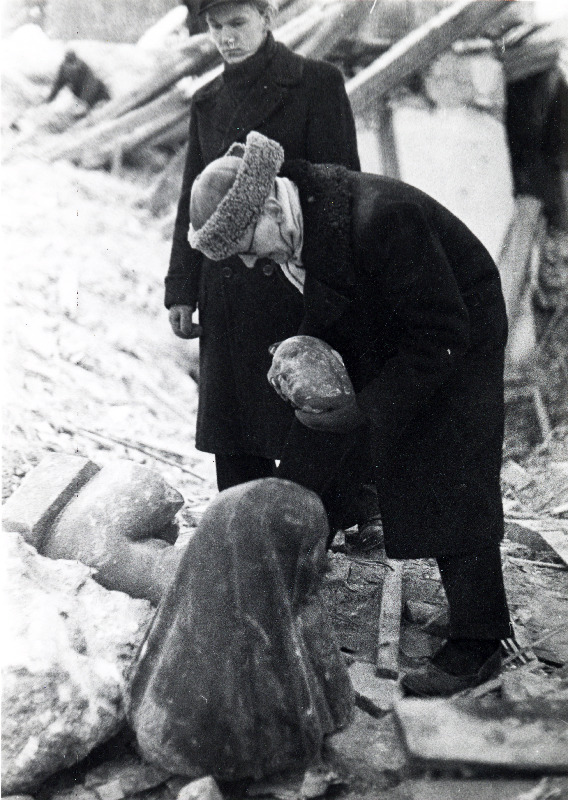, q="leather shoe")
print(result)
[345,518,384,553]
[401,646,502,697]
